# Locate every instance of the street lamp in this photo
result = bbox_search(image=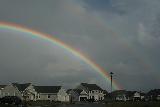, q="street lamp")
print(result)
[110,72,114,92]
